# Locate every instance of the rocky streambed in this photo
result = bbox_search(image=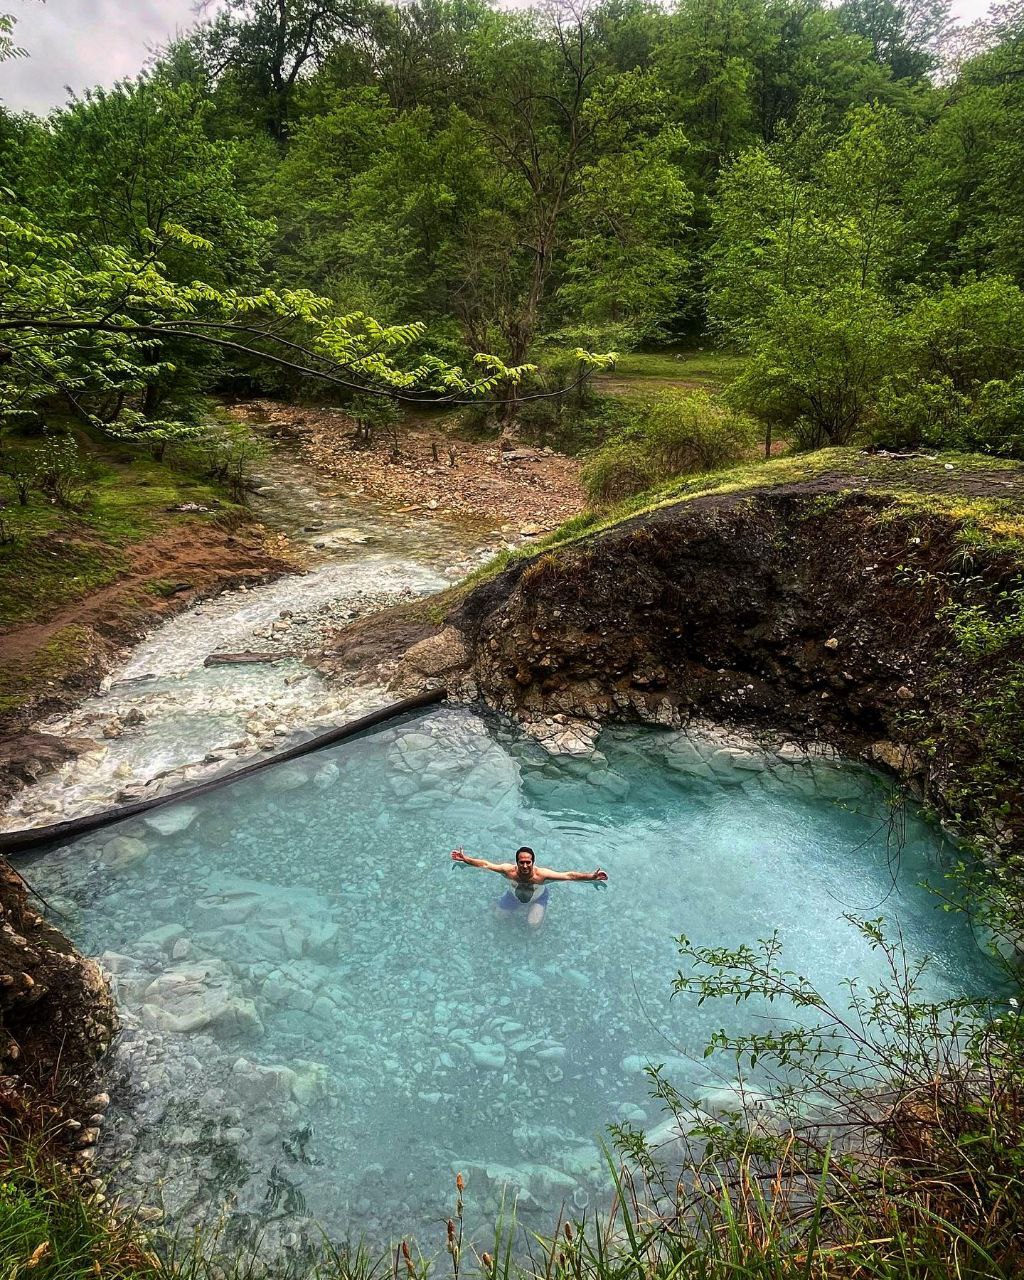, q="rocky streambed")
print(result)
[1,433,503,832]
